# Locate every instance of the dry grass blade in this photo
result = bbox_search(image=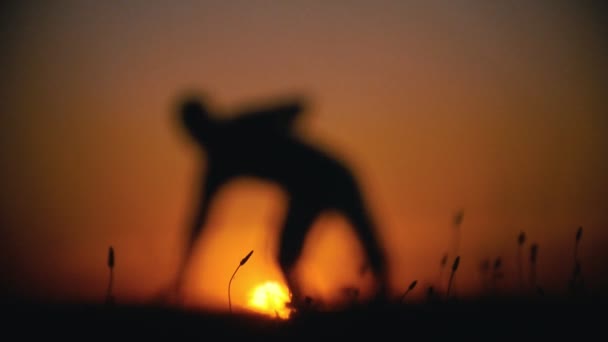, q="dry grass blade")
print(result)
[399,280,418,302]
[447,256,460,298]
[106,246,115,305]
[530,244,538,264]
[240,250,254,266]
[409,280,418,291]
[452,256,460,271]
[518,232,526,246]
[229,249,254,314]
[108,246,114,269]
